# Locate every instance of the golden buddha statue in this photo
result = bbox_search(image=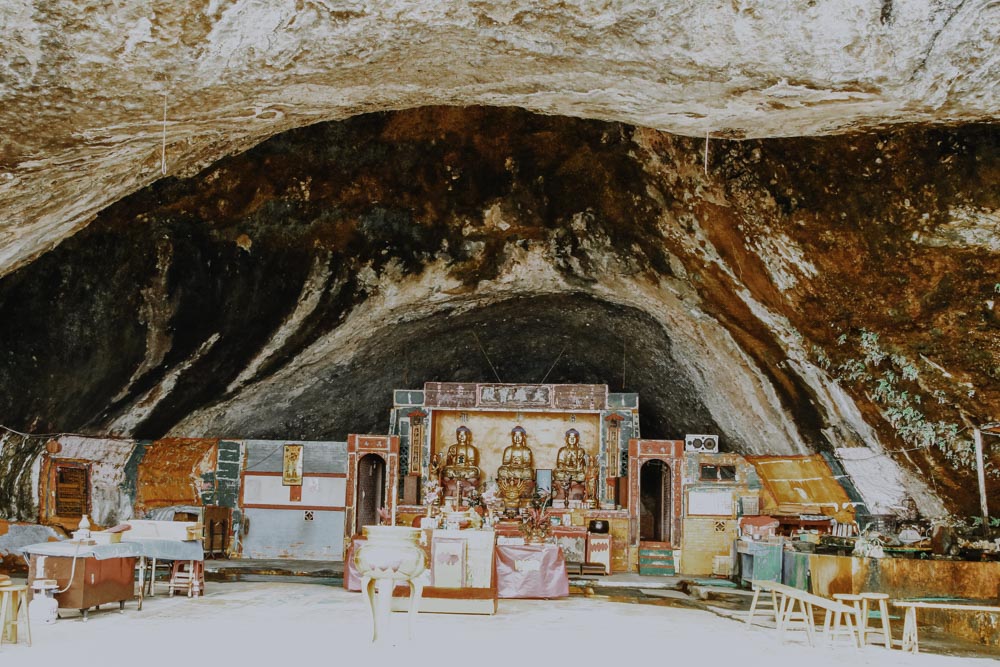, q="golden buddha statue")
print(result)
[553,428,588,501]
[497,426,535,508]
[432,426,482,498]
